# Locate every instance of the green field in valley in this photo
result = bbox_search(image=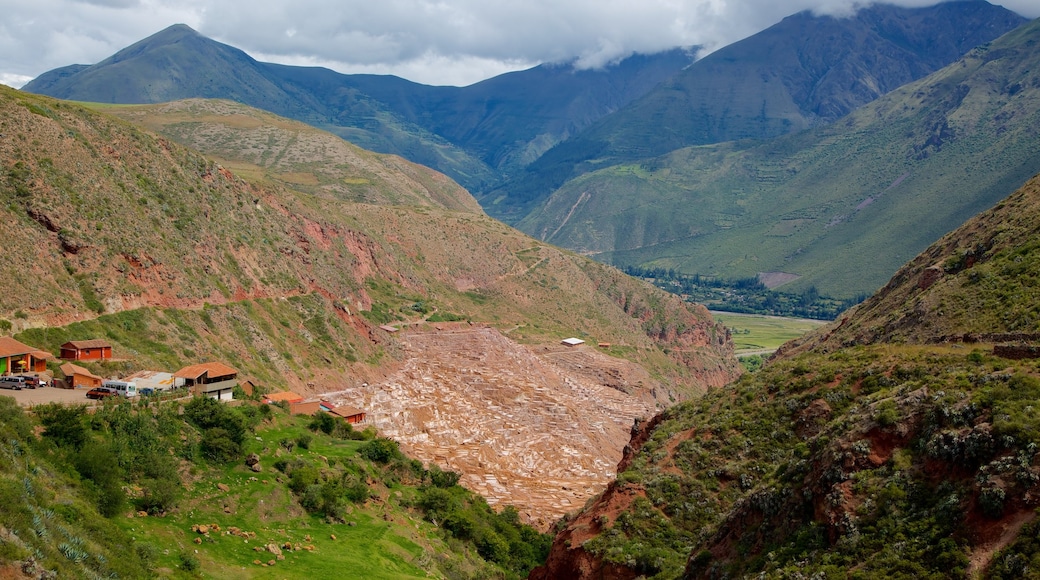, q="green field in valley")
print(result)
[710,311,827,355]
